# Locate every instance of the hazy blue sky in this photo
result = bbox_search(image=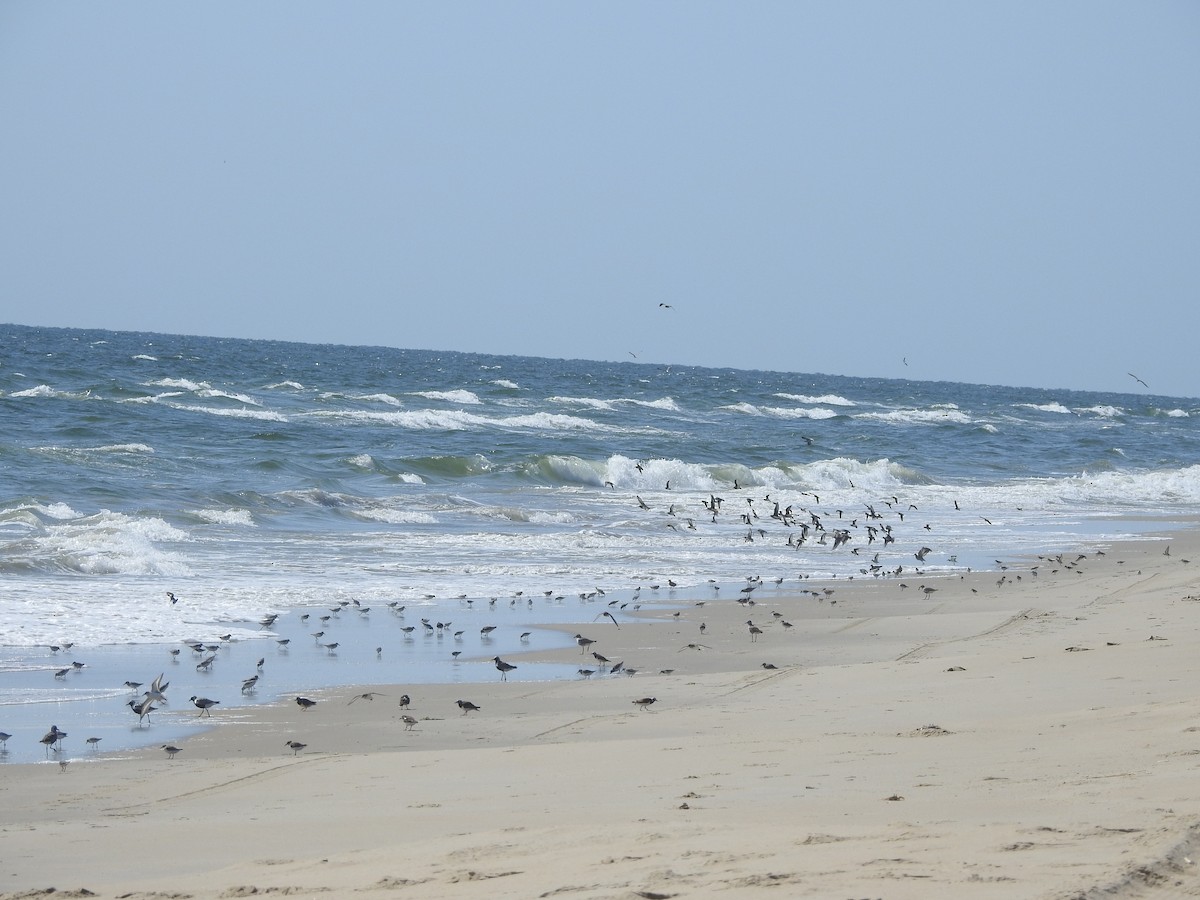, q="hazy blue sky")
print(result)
[2,3,1197,397]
